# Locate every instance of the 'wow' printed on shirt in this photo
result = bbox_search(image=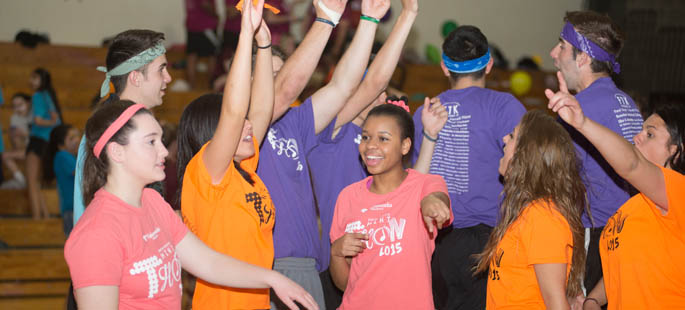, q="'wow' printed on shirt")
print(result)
[346,213,406,257]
